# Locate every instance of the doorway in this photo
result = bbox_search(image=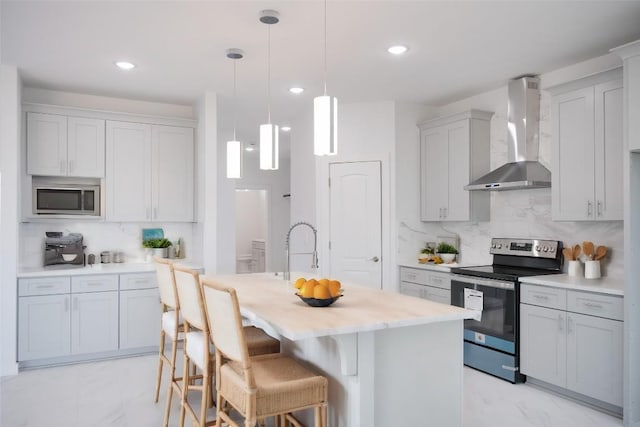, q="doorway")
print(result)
[329,161,382,289]
[235,189,268,273]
